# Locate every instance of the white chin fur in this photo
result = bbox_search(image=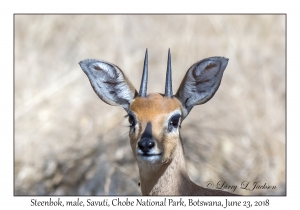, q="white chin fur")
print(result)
[136,154,162,164]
